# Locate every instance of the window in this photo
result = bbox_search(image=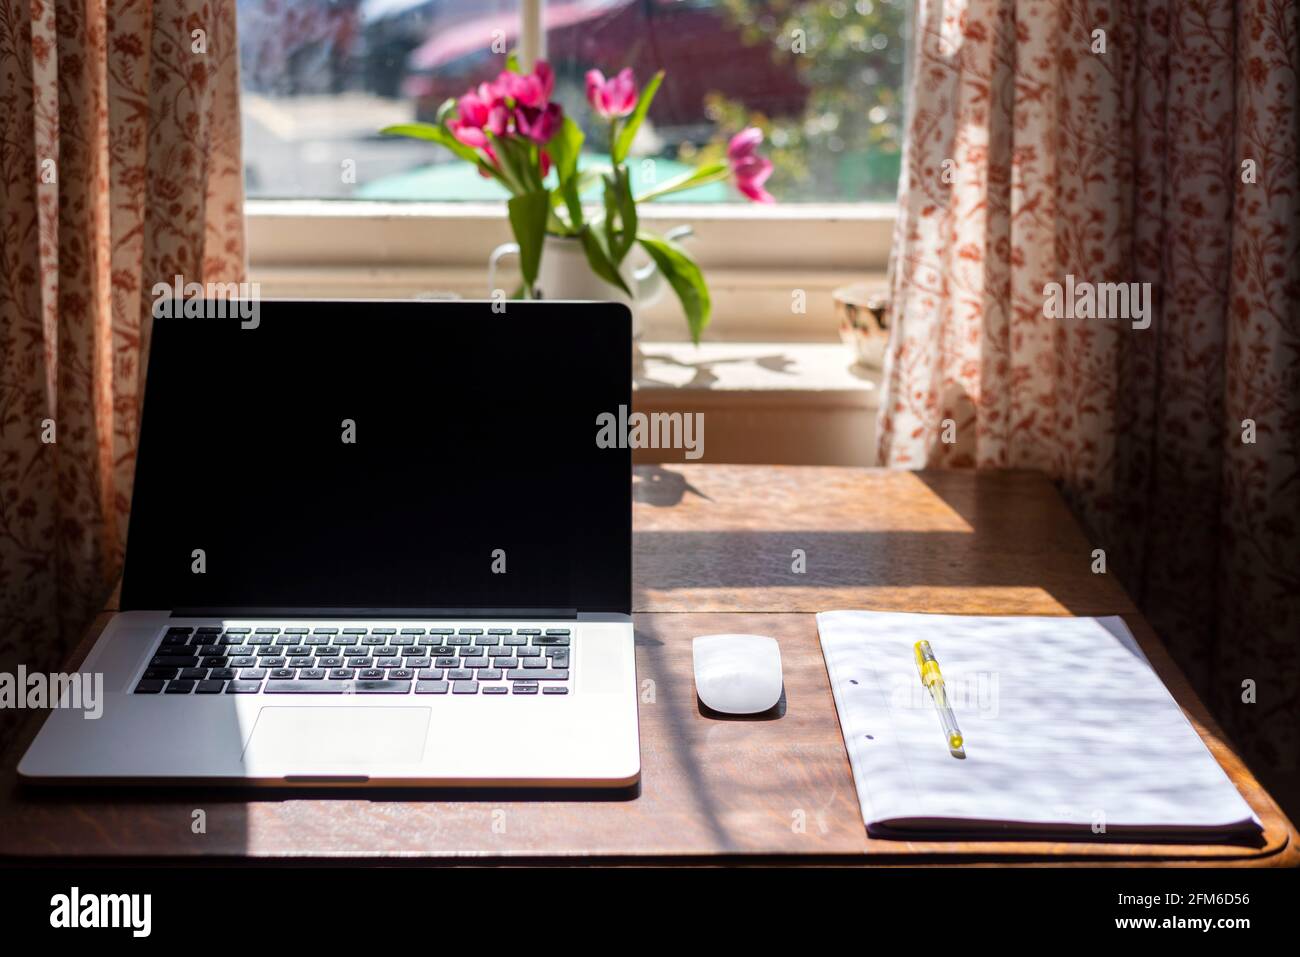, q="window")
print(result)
[239,0,906,204]
[241,1,905,340]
